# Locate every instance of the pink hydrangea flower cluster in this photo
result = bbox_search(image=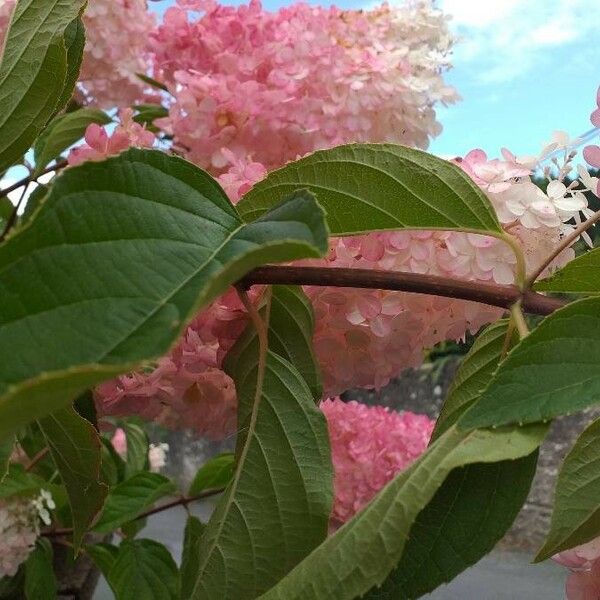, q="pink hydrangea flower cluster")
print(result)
[553,538,600,600]
[77,0,156,107]
[321,398,434,527]
[68,108,155,166]
[583,87,600,186]
[0,495,44,577]
[150,0,458,189]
